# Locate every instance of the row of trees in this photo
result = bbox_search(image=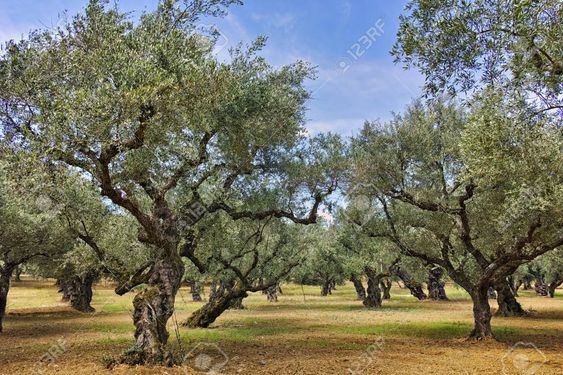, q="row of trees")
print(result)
[0,0,561,368]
